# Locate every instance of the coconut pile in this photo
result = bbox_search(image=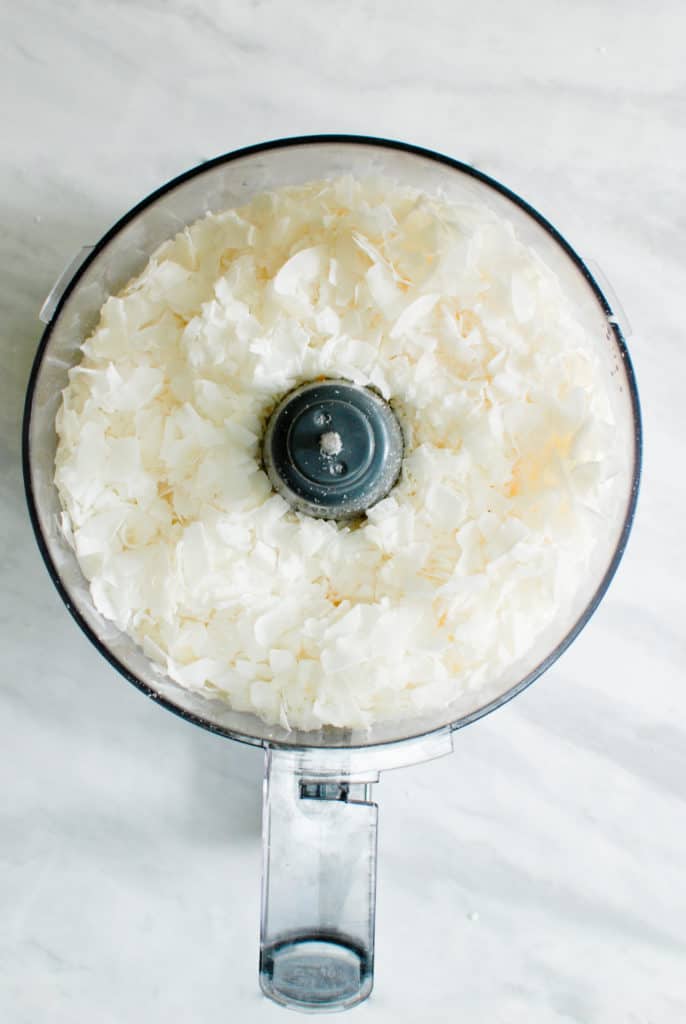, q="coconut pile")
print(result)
[54,176,617,730]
